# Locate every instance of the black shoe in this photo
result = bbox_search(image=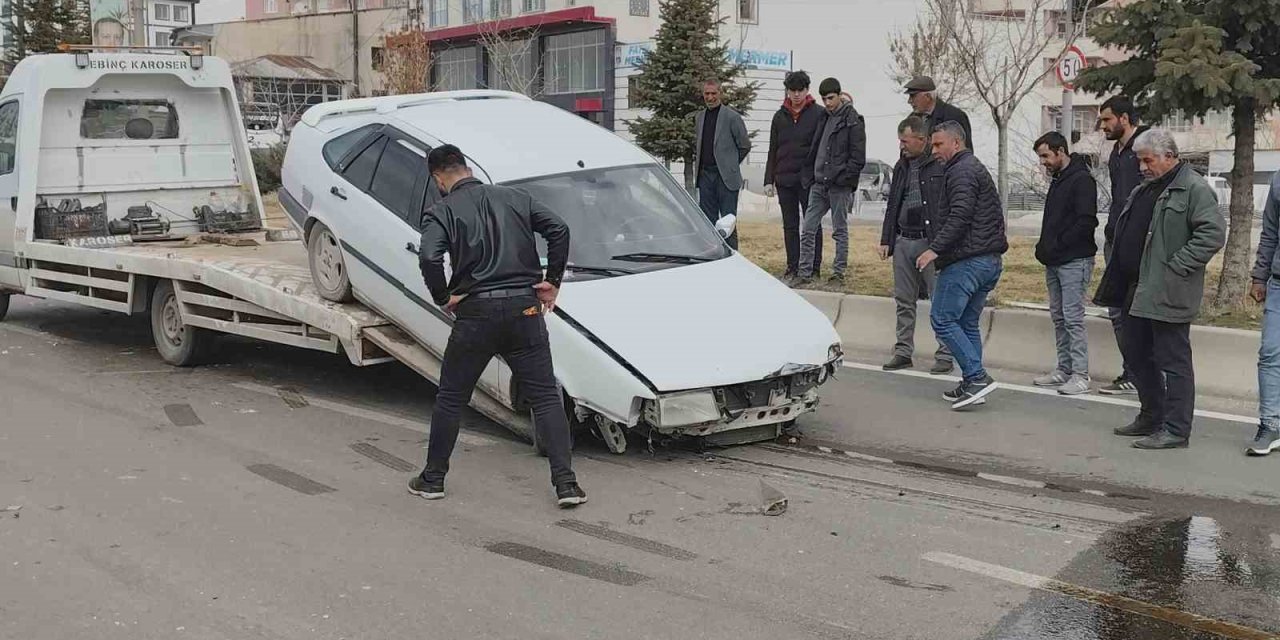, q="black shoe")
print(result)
[1113,419,1158,437]
[826,273,846,286]
[1133,430,1189,450]
[408,474,445,500]
[1099,376,1138,396]
[930,360,955,375]
[790,276,812,289]
[952,375,998,409]
[882,355,913,371]
[555,482,588,508]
